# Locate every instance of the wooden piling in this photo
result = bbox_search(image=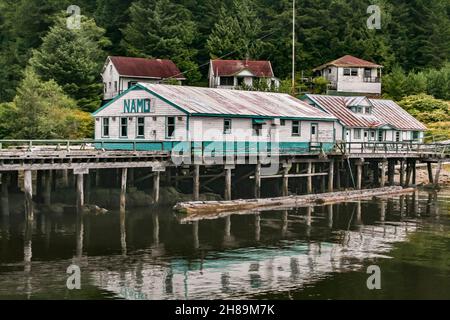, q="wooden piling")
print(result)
[1,173,9,216]
[24,170,33,220]
[356,160,363,190]
[328,160,334,192]
[434,161,442,187]
[307,162,313,194]
[427,162,434,184]
[282,163,291,197]
[380,160,387,187]
[412,160,417,185]
[153,171,160,203]
[388,160,395,186]
[254,162,261,198]
[224,166,233,200]
[76,174,84,209]
[193,165,200,201]
[120,168,128,212]
[399,160,405,186]
[43,171,51,205]
[62,169,69,188]
[336,160,341,190]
